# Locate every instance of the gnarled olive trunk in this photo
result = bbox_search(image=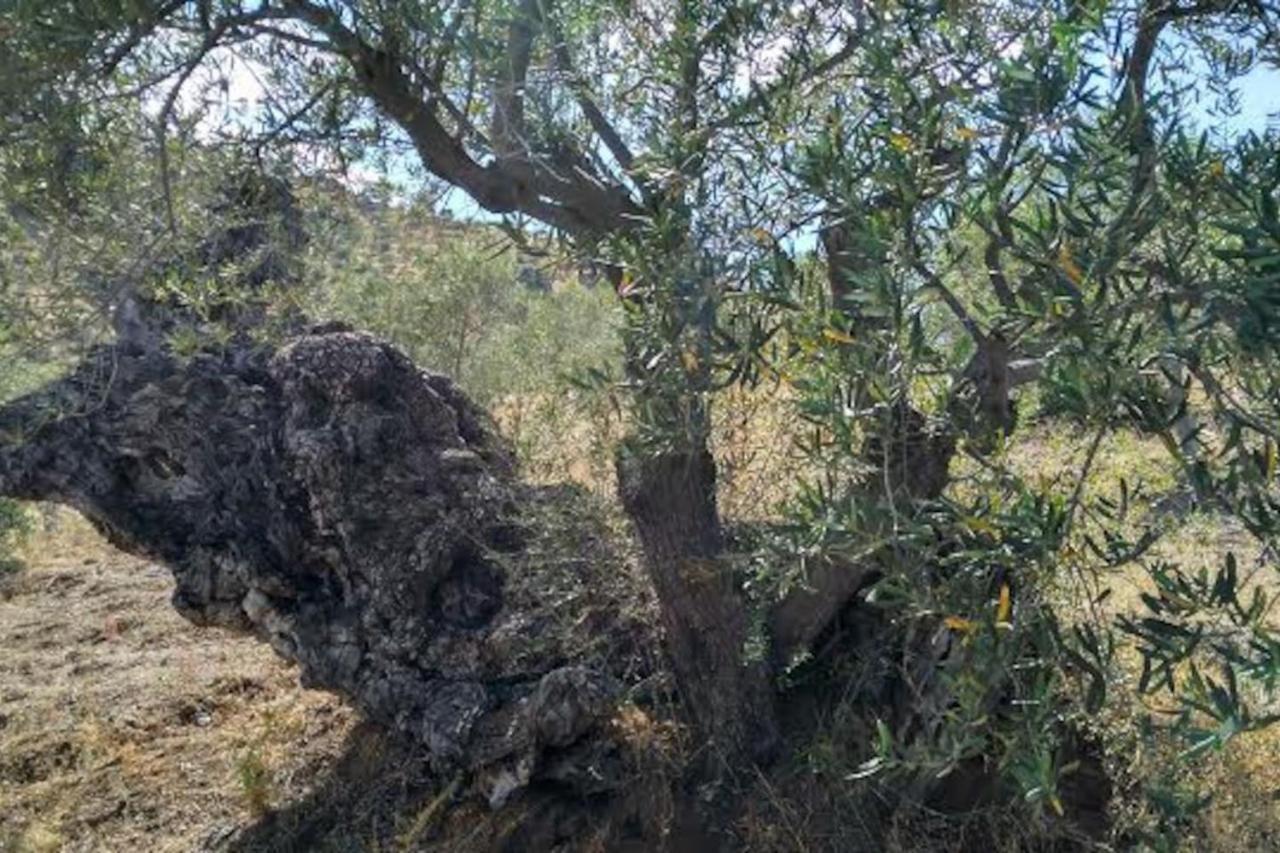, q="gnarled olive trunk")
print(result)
[0,326,654,812]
